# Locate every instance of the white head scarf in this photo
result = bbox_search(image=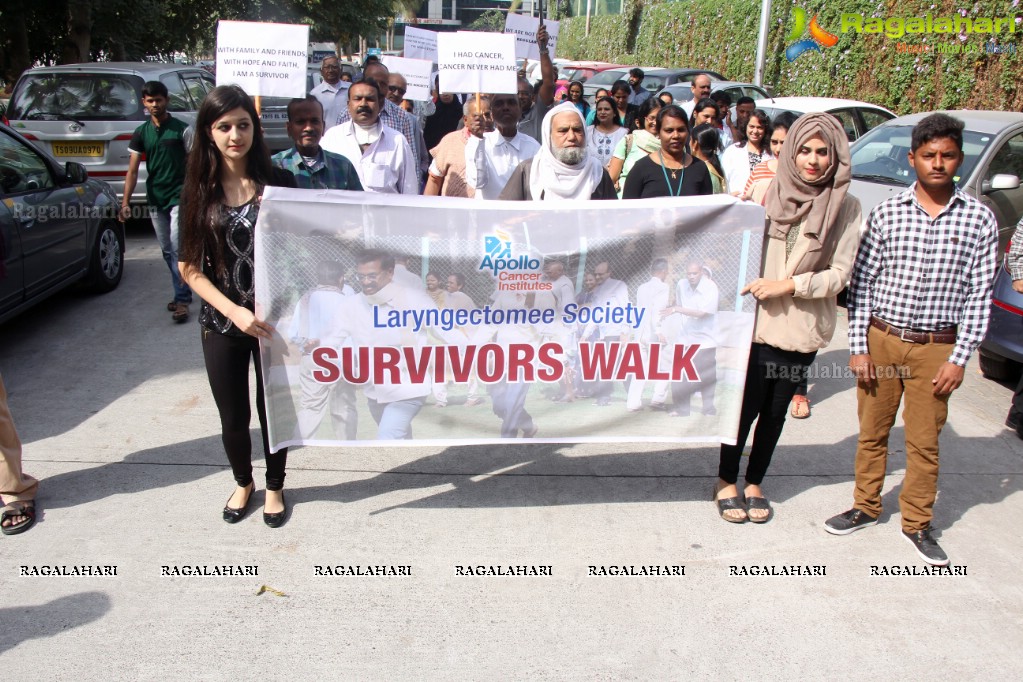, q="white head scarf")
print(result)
[528,102,604,201]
